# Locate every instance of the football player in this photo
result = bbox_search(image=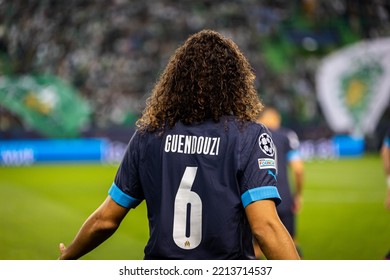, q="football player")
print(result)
[58,30,300,260]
